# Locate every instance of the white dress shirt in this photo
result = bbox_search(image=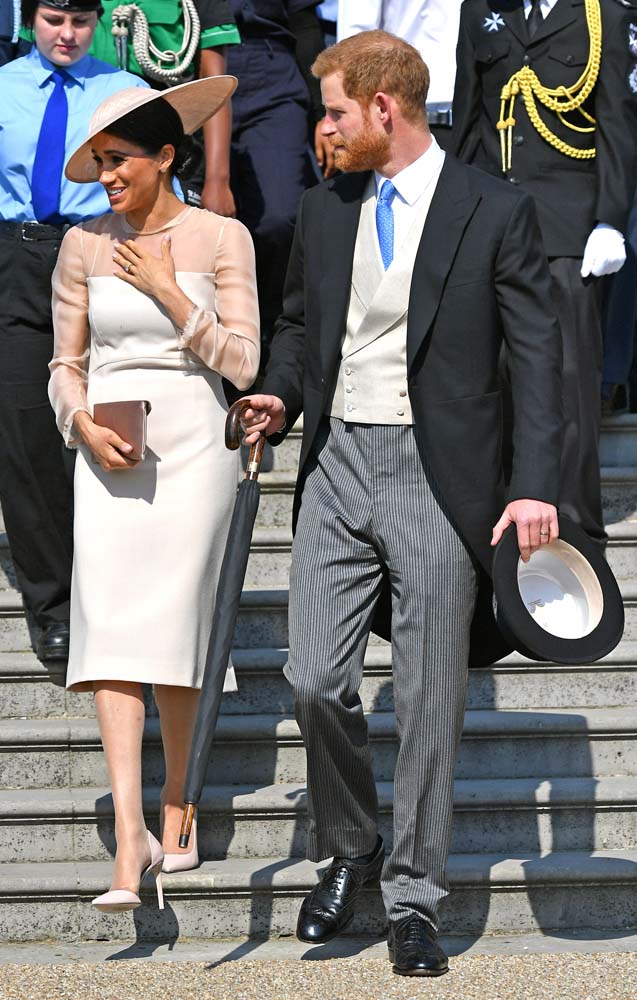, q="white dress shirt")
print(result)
[374,137,446,256]
[523,0,560,18]
[337,0,462,106]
